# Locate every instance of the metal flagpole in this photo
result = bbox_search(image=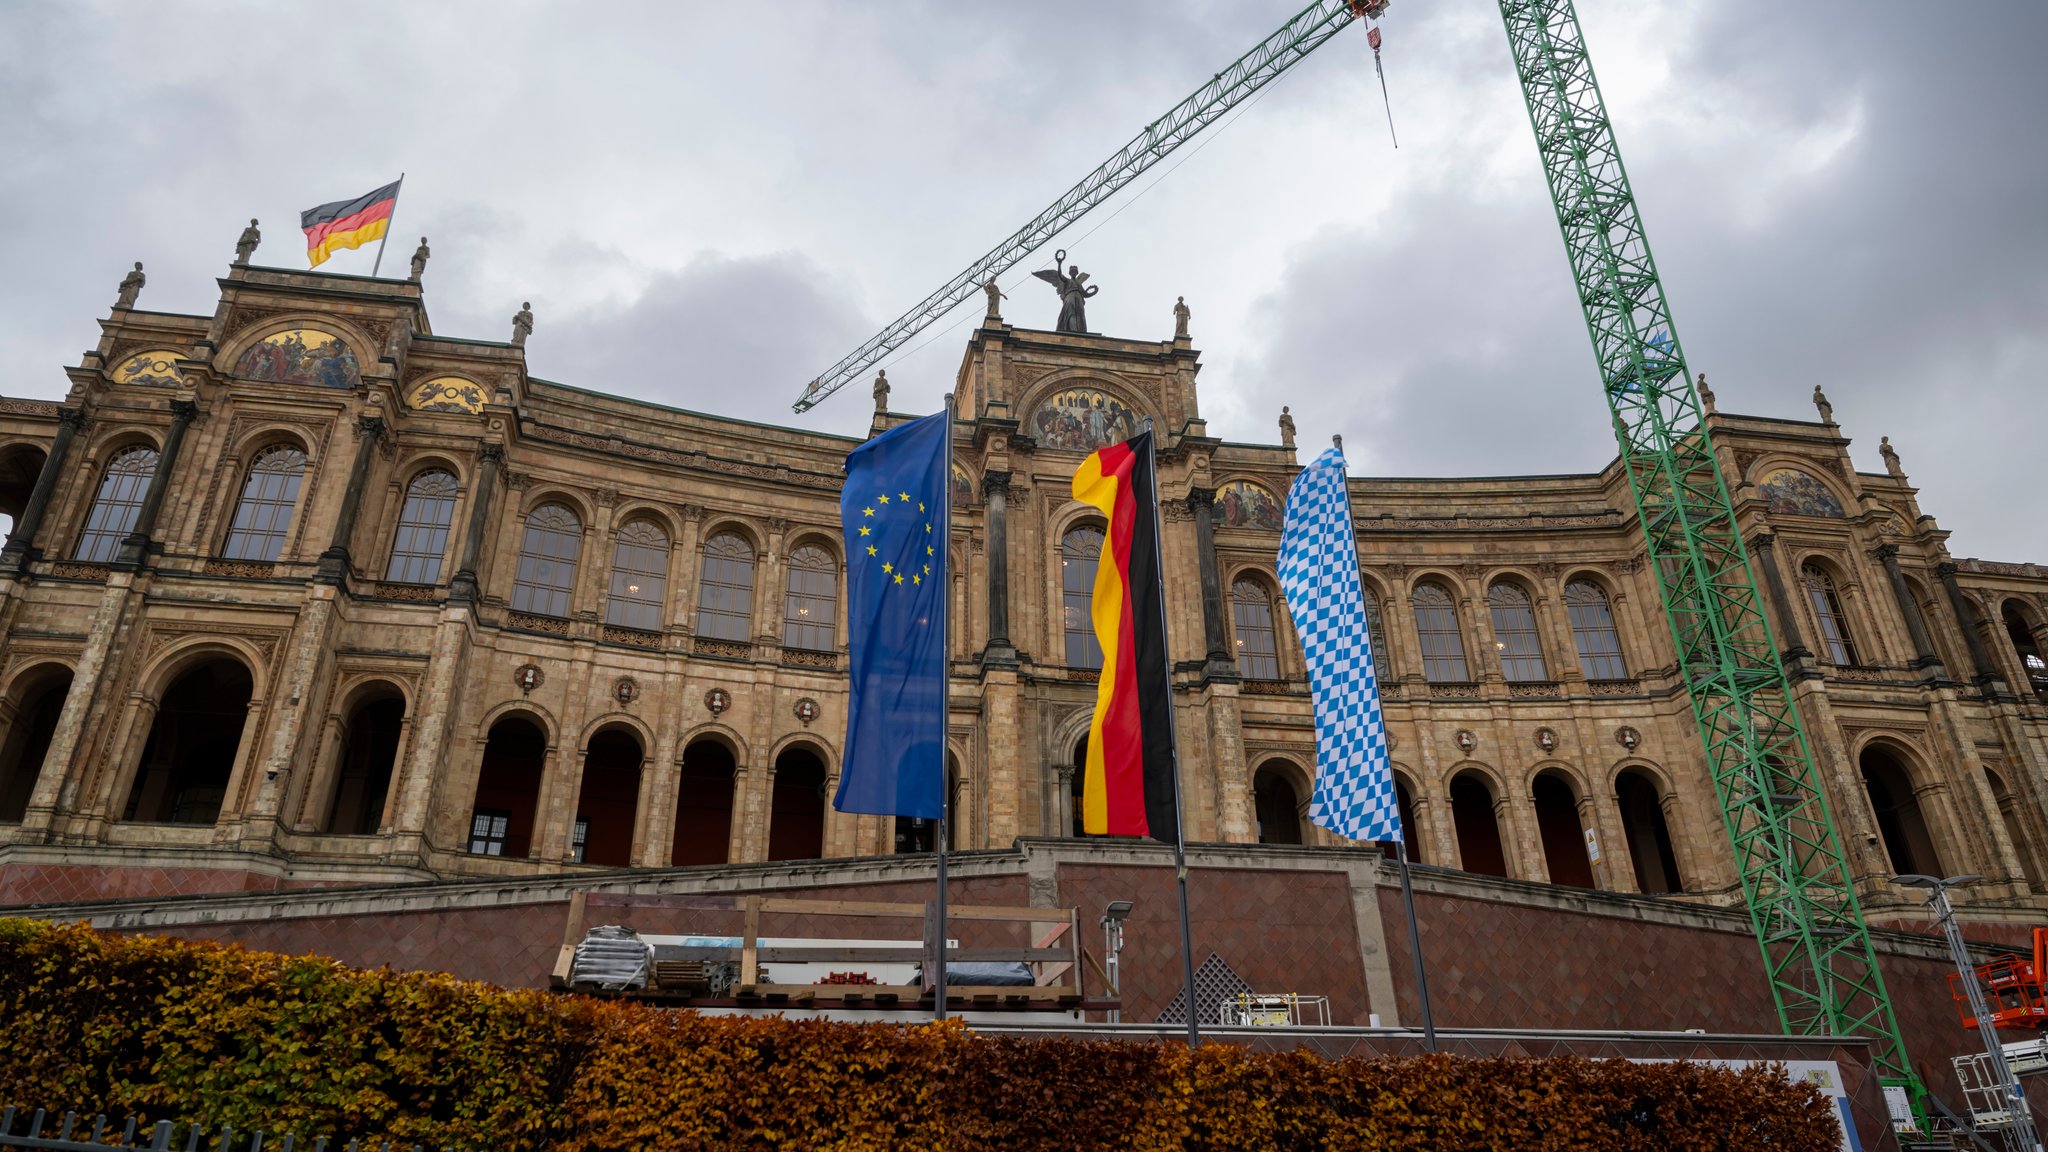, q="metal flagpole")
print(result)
[1140,418,1201,1048]
[1334,435,1434,1051]
[370,172,405,278]
[934,392,954,1022]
